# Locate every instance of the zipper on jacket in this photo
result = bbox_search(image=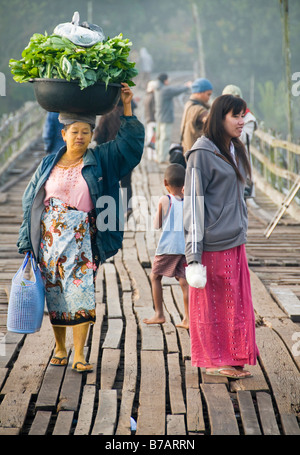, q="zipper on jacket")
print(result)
[191,168,197,254]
